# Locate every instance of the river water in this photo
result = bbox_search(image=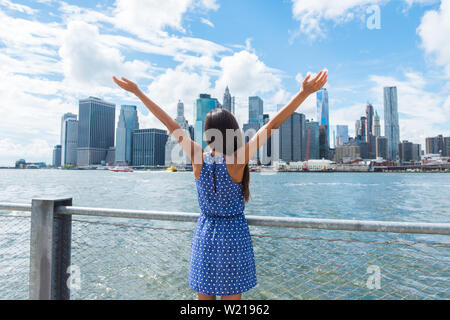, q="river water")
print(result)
[0,170,449,299]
